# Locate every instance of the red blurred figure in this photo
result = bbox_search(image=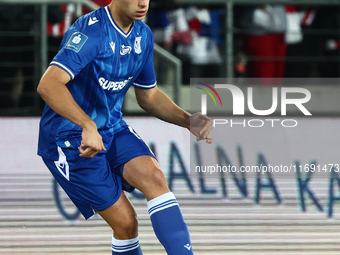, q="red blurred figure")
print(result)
[83,0,111,14]
[47,1,111,62]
